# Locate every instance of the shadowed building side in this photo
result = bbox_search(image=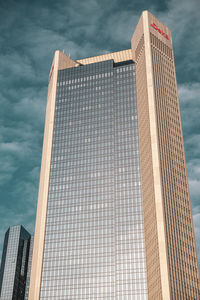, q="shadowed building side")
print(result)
[24,236,34,300]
